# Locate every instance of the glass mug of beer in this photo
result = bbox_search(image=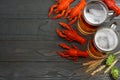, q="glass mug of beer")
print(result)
[87,22,119,59]
[77,0,115,35]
